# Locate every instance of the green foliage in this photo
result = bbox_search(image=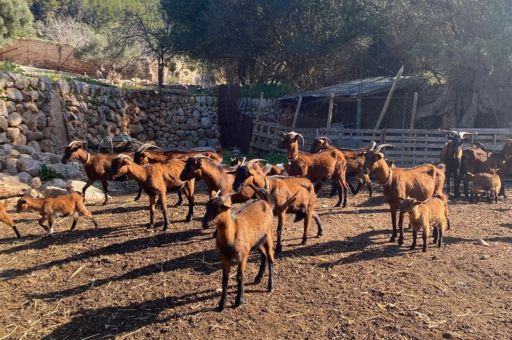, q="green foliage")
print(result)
[0,61,24,74]
[39,164,63,182]
[0,0,33,46]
